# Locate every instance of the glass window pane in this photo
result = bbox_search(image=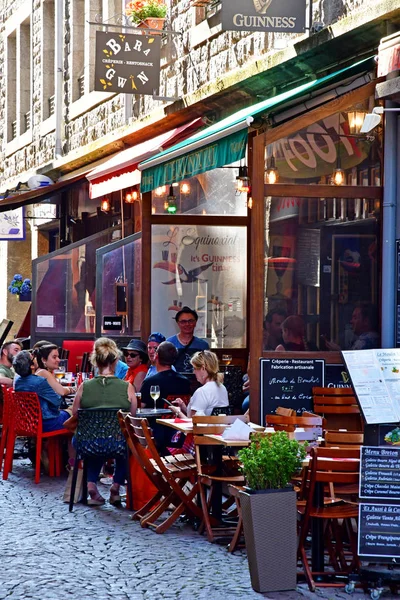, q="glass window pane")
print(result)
[151,162,248,216]
[151,224,247,348]
[97,234,142,336]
